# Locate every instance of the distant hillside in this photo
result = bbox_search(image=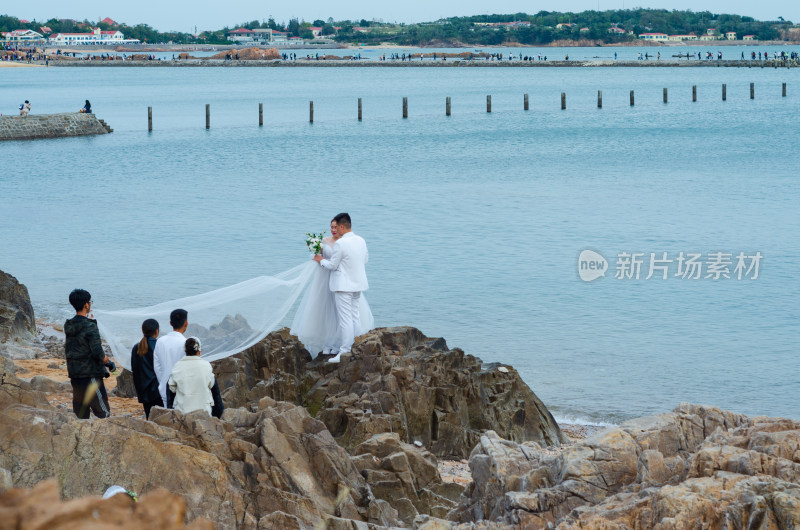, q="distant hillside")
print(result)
[1,9,796,46]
